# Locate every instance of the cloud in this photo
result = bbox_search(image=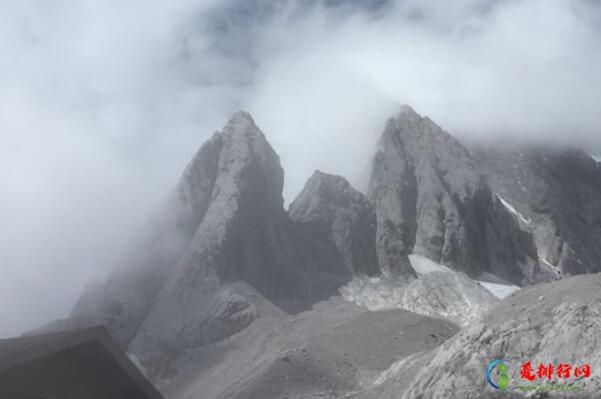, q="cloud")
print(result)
[0,0,229,336]
[243,0,601,199]
[1,0,600,336]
